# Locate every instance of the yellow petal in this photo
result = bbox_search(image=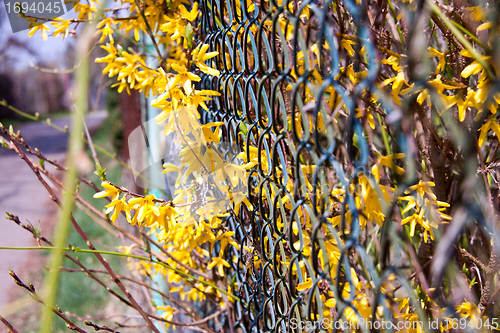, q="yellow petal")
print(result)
[416,89,428,105]
[461,62,483,78]
[477,21,493,32]
[491,122,500,143]
[297,278,312,291]
[197,62,220,76]
[163,163,180,173]
[325,298,336,308]
[477,122,491,147]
